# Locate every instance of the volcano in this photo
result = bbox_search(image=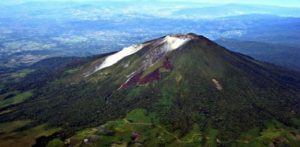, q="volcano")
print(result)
[0,33,300,146]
